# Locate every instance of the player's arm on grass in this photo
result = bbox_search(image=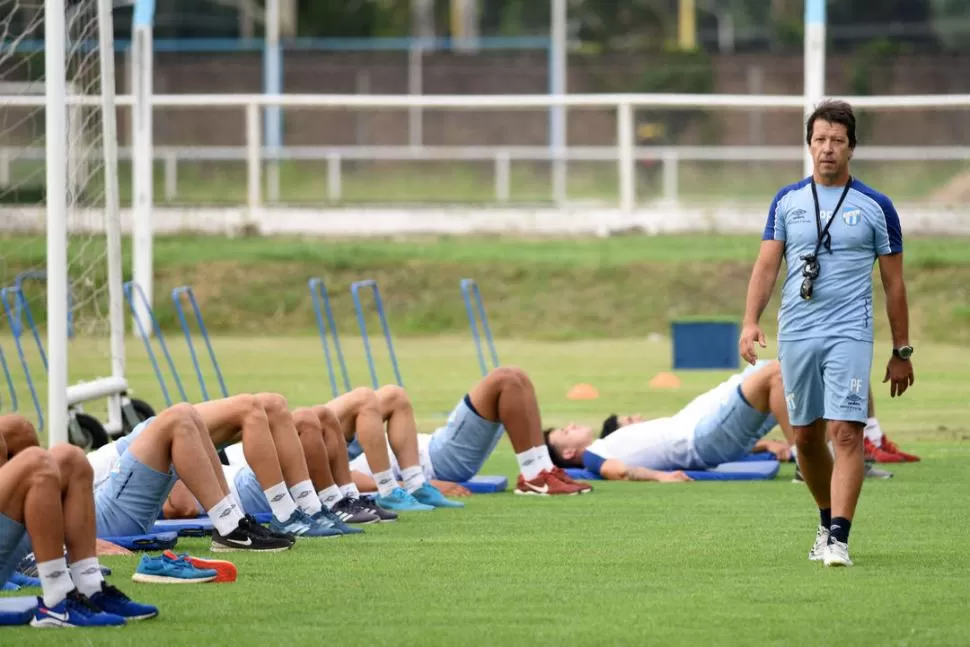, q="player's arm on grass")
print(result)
[598,459,692,483]
[752,438,791,461]
[430,480,472,496]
